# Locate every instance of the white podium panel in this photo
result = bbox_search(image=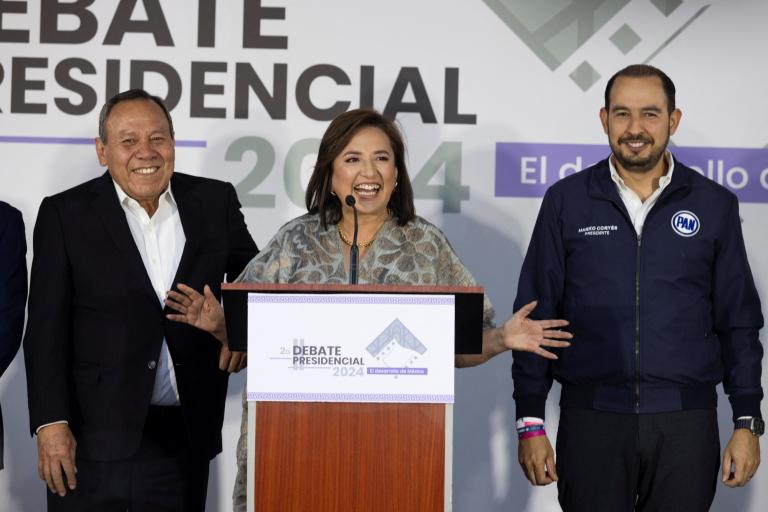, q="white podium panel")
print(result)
[246,293,455,403]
